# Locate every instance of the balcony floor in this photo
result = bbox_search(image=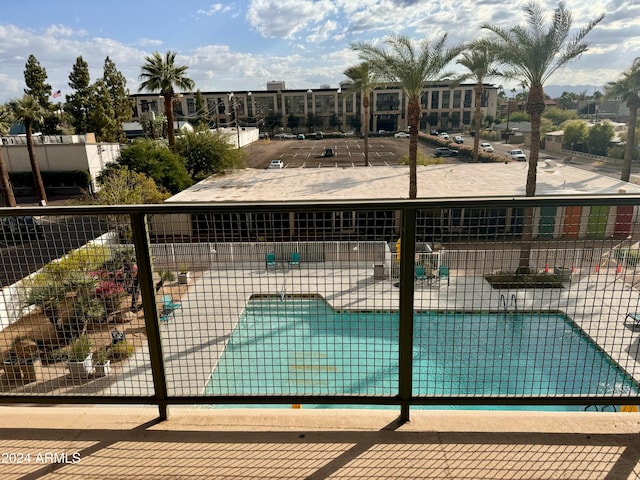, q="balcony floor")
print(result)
[1,406,640,479]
